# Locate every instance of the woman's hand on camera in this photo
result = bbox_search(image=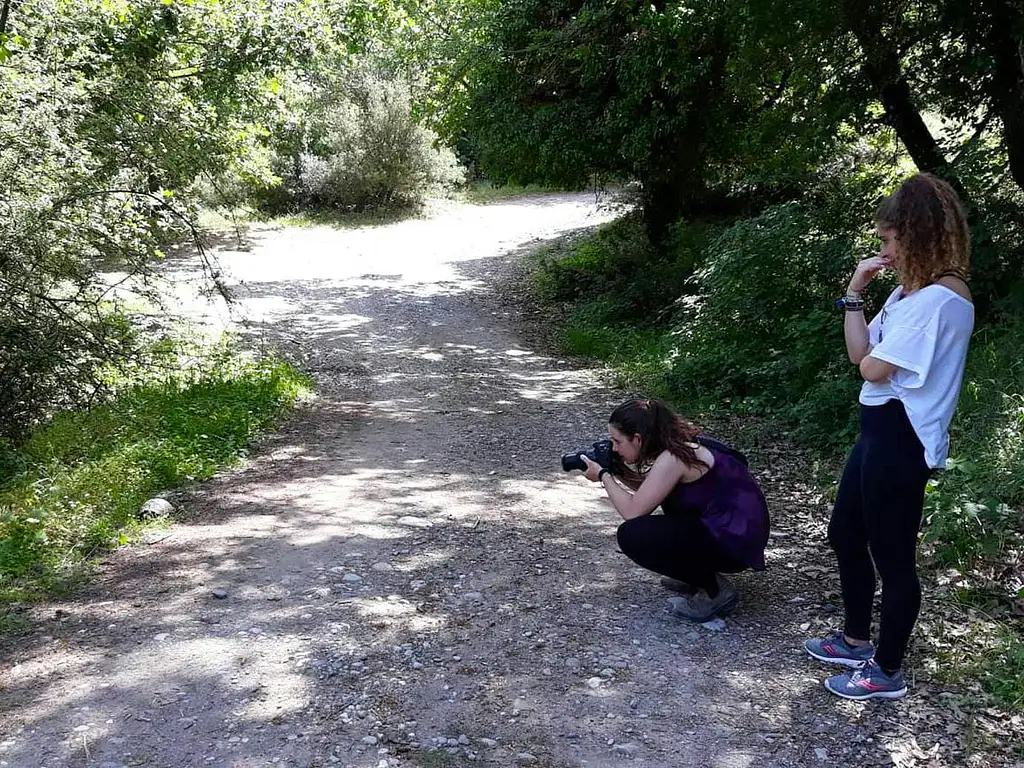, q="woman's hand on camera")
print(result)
[581,455,604,482]
[848,256,891,293]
